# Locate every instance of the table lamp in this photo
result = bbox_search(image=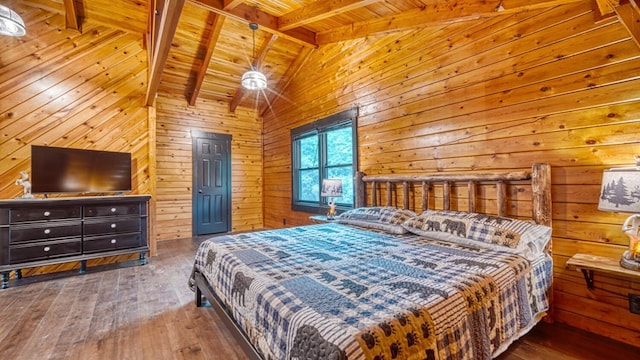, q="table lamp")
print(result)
[598,164,640,271]
[321,178,343,220]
